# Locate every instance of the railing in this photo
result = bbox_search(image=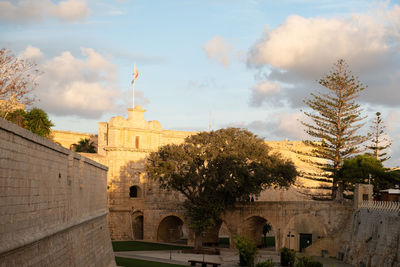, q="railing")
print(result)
[360,200,400,213]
